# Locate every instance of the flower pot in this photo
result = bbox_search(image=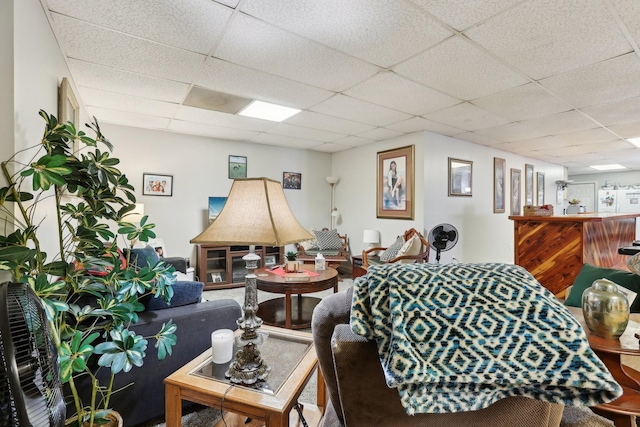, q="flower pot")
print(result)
[66,410,123,427]
[285,260,299,273]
